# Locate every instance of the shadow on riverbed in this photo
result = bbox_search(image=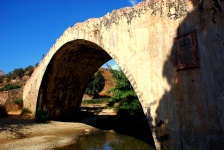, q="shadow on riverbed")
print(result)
[0,115,37,136]
[73,107,156,149]
[0,107,156,149]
